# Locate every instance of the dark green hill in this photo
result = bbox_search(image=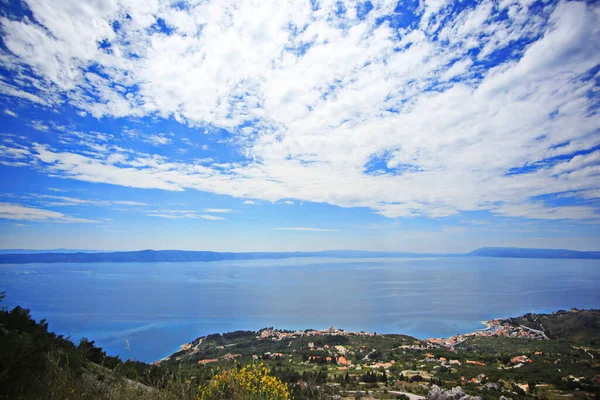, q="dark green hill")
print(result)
[502,309,600,343]
[0,293,197,399]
